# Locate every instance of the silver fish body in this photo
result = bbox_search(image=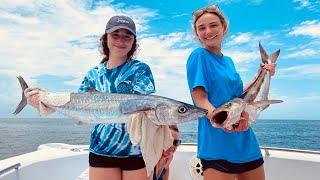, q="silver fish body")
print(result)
[211,43,282,130]
[14,76,207,125]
